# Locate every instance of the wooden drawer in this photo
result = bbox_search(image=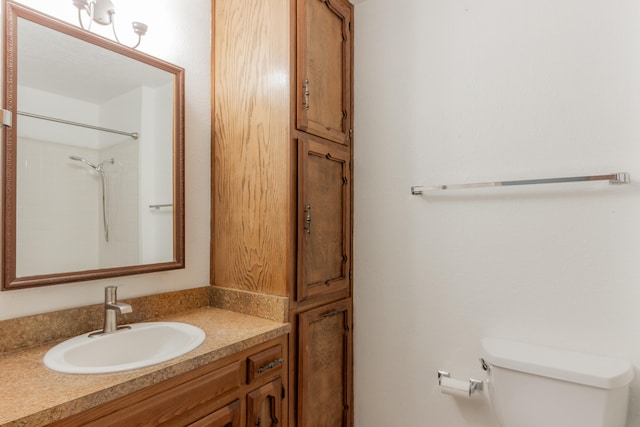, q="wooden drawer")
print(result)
[247,344,284,384]
[85,361,243,426]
